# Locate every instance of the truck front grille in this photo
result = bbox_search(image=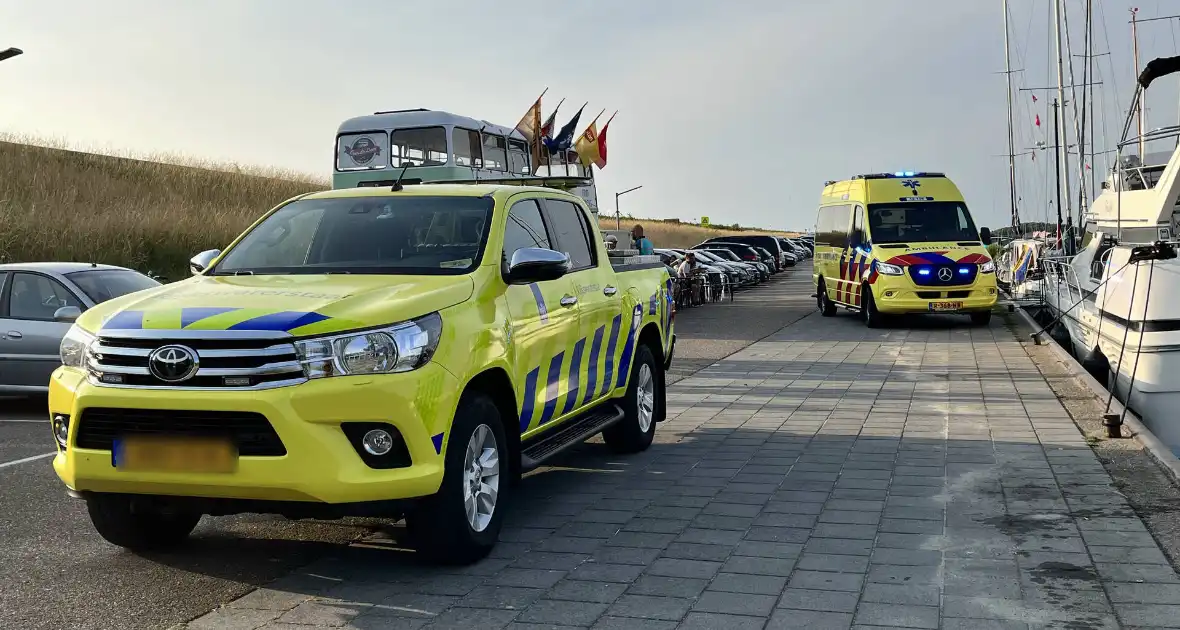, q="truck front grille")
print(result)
[87,331,306,390]
[75,407,286,456]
